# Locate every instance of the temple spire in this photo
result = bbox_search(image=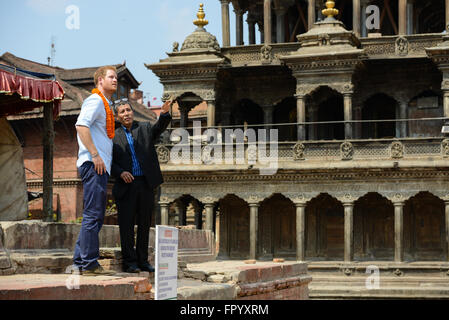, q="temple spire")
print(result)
[193,3,209,28]
[322,0,339,19]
